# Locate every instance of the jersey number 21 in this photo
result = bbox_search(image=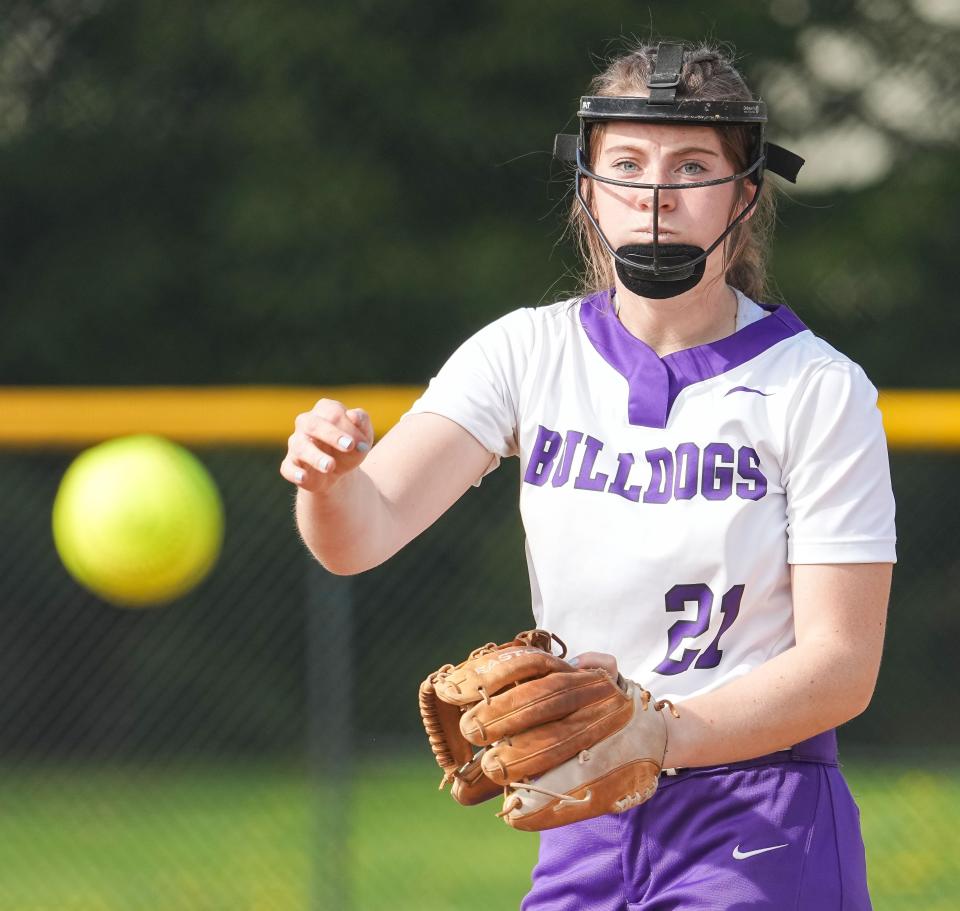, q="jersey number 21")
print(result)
[653,583,745,675]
